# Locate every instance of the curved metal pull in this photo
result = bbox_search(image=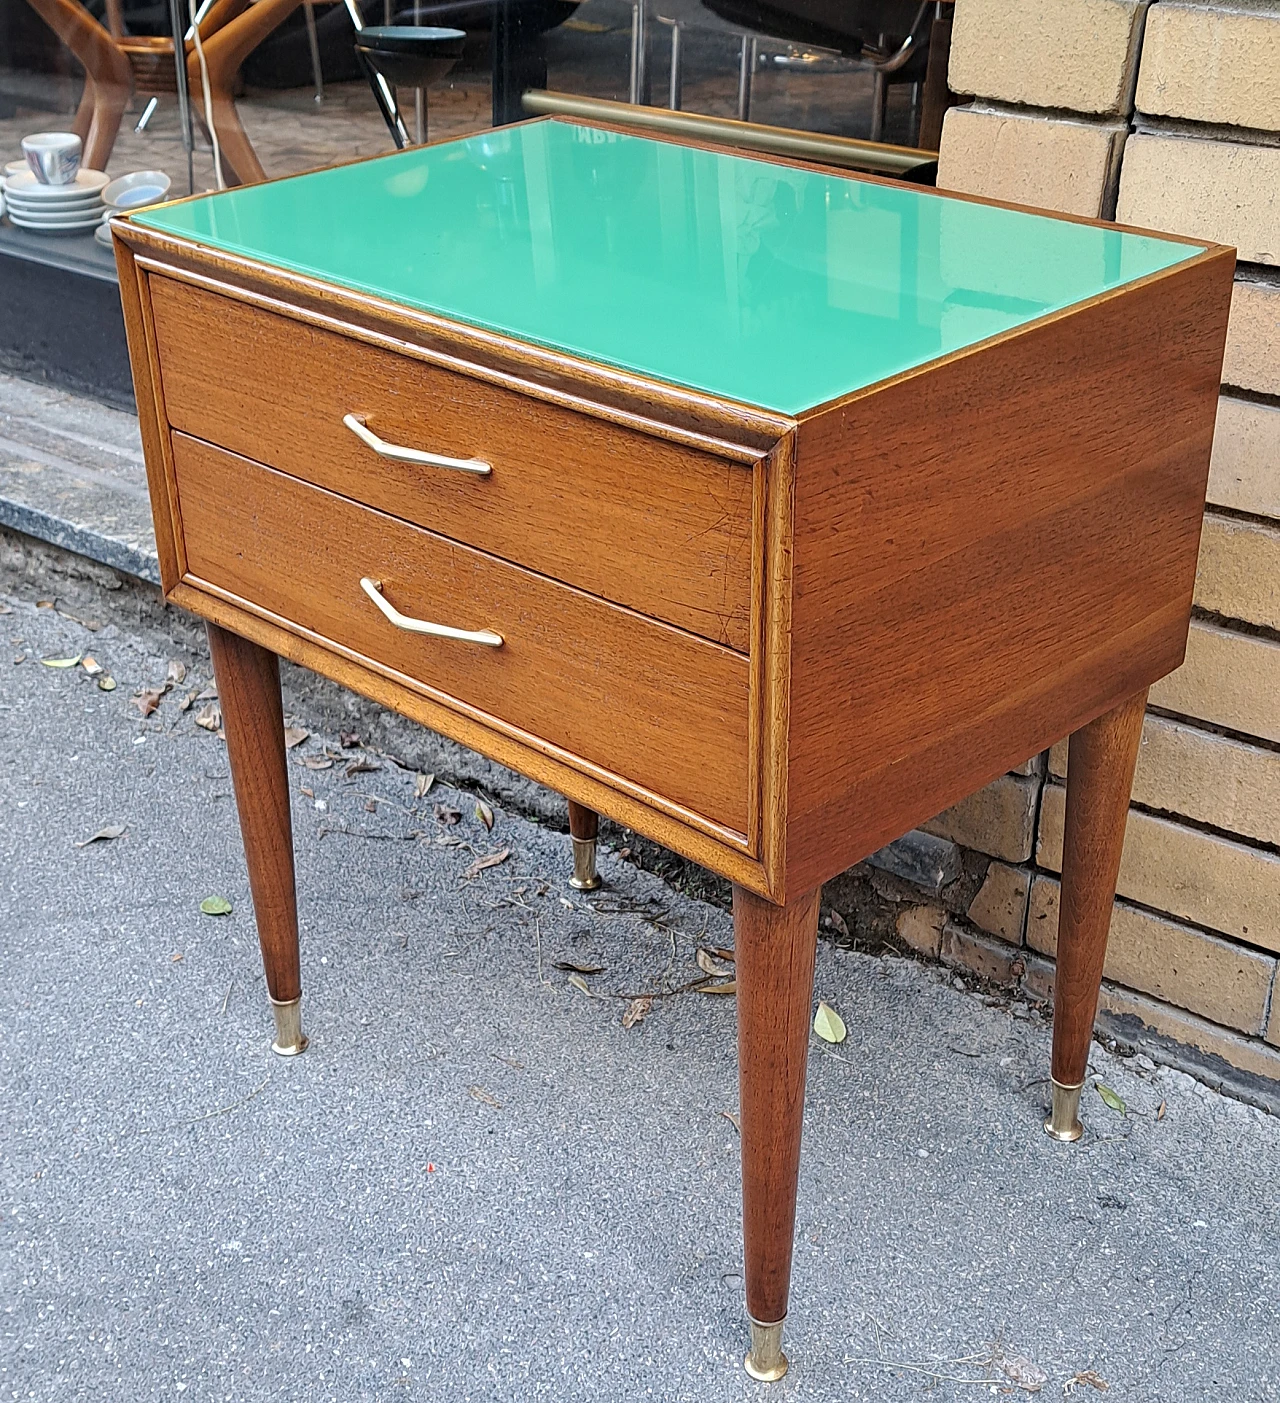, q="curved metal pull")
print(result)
[343,414,491,476]
[359,577,503,647]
